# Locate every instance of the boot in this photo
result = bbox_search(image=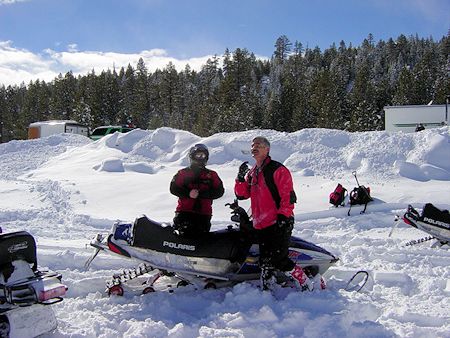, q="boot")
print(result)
[311,273,327,290]
[287,265,313,291]
[260,265,277,291]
